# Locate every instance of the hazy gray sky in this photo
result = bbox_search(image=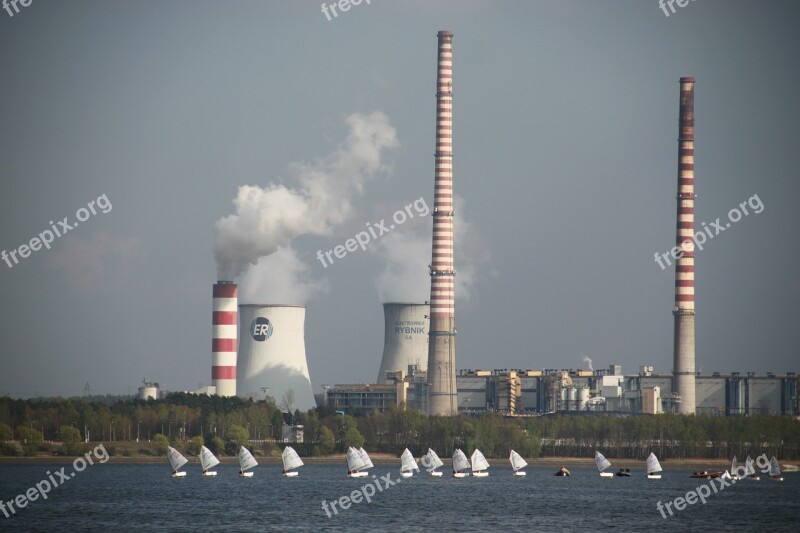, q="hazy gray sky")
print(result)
[1,0,798,398]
